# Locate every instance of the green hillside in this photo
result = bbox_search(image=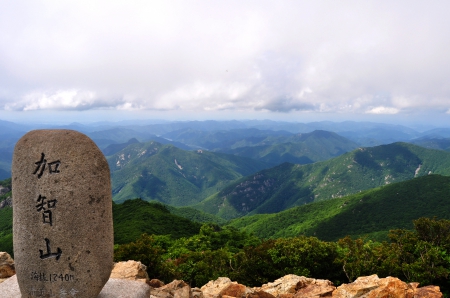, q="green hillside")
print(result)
[113,199,202,244]
[0,178,12,255]
[166,205,227,225]
[196,142,450,219]
[0,197,205,255]
[0,207,12,255]
[108,141,268,205]
[227,174,450,241]
[218,130,359,166]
